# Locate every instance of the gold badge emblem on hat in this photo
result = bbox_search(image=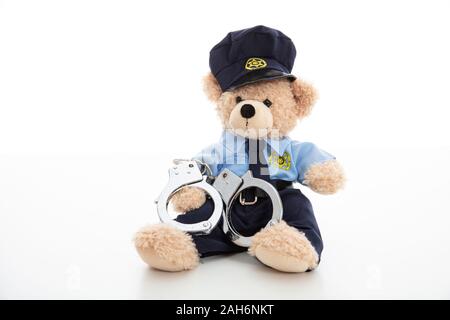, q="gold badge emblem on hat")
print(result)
[245,57,267,70]
[268,151,291,171]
